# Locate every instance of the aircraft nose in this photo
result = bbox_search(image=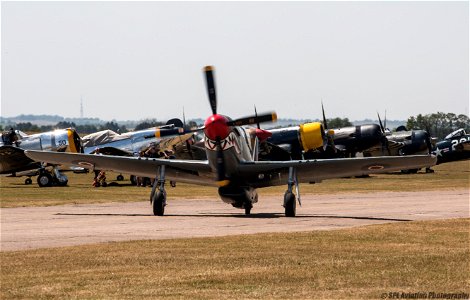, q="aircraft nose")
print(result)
[204,114,230,141]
